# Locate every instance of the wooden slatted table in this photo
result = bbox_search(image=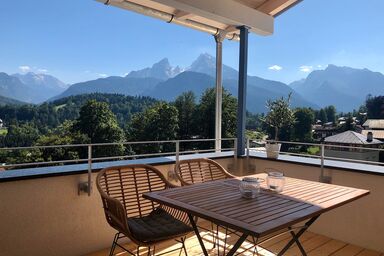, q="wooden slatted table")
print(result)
[143,174,369,256]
